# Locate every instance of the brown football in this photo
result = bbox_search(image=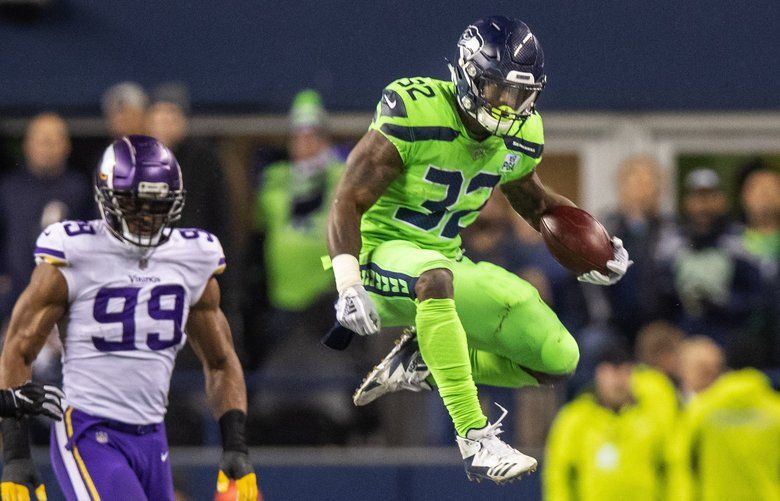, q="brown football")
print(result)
[540,206,613,275]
